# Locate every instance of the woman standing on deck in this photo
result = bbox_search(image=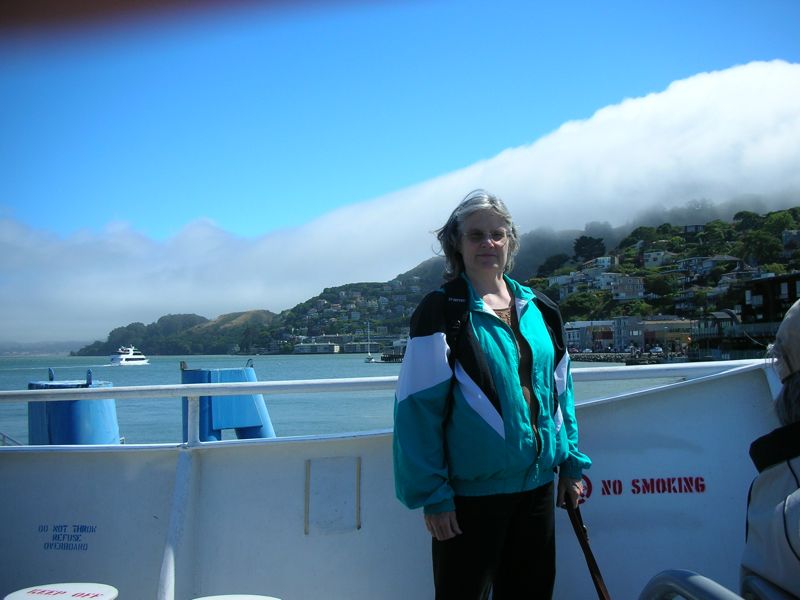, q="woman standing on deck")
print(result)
[393,189,591,599]
[741,298,800,598]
